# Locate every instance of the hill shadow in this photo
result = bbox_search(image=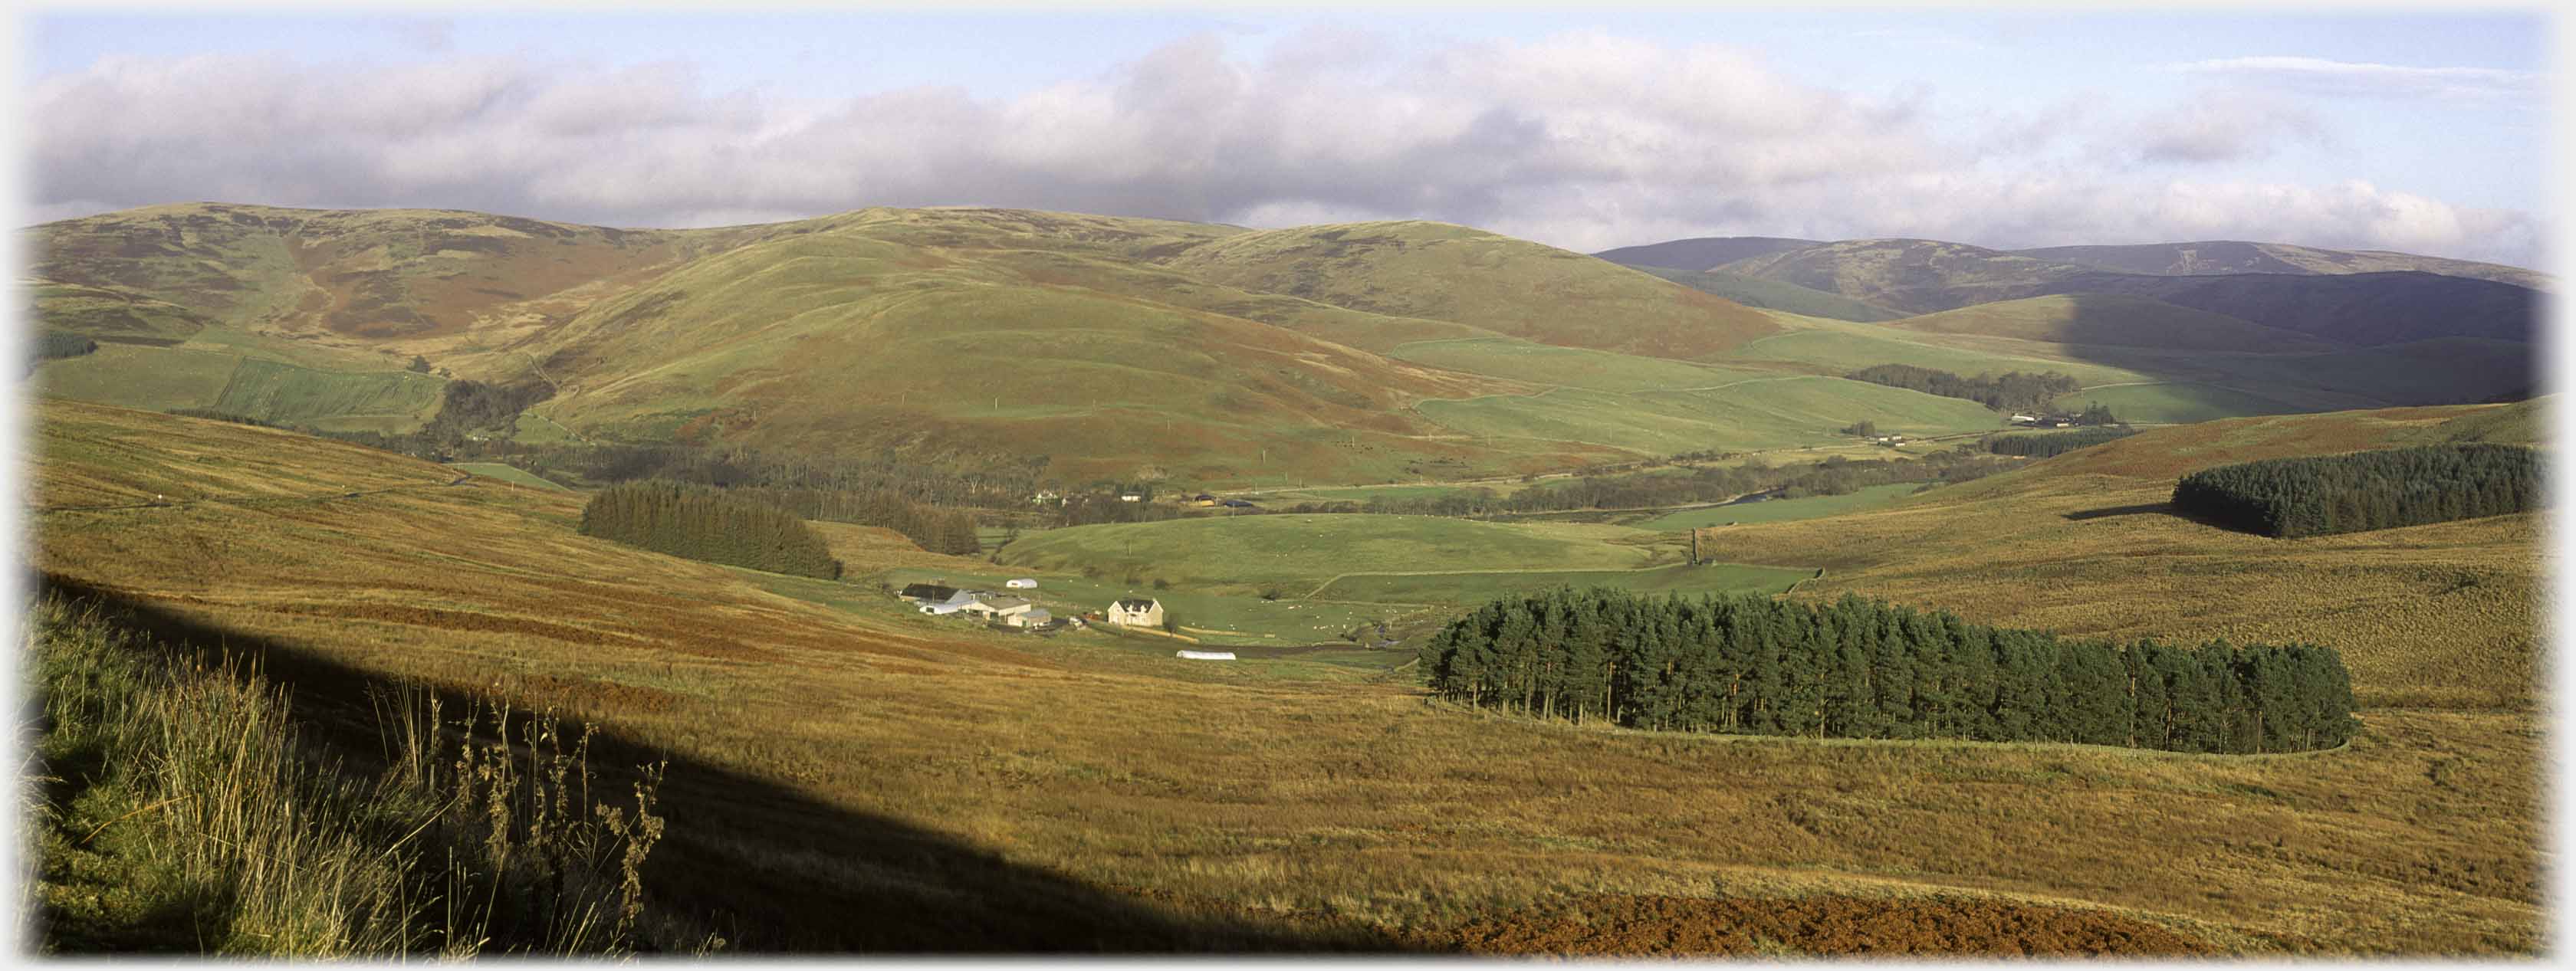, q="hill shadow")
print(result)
[33,573,1418,954]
